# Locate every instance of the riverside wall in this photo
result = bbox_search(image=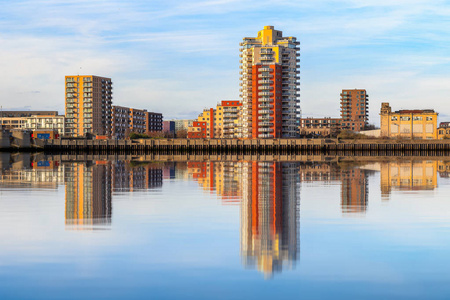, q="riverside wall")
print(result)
[3,138,450,153]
